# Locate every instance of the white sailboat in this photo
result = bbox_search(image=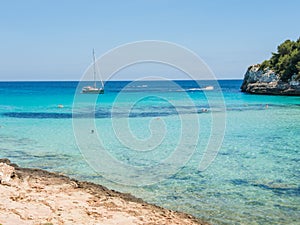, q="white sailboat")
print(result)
[82,49,104,94]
